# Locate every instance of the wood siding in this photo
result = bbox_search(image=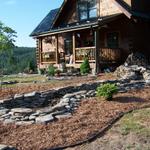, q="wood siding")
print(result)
[99,0,121,17]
